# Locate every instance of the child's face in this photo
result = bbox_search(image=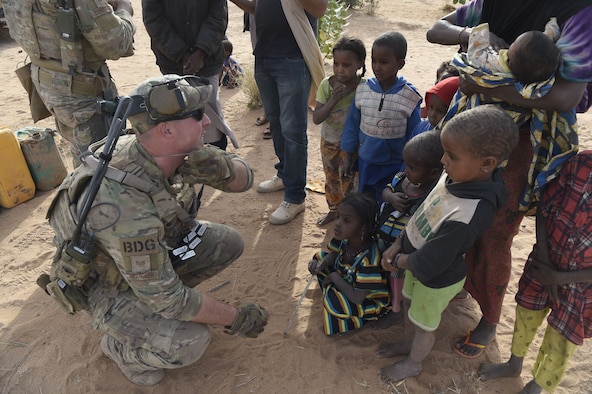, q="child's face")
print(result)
[427,94,448,127]
[440,129,490,183]
[333,49,363,84]
[403,154,440,187]
[333,203,364,242]
[371,45,404,89]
